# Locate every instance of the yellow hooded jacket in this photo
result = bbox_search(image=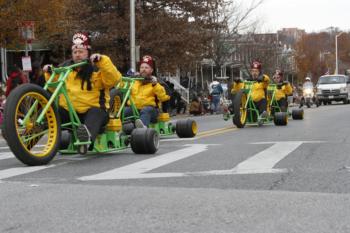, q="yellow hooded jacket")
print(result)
[129,80,170,109]
[45,55,121,113]
[251,74,270,102]
[275,82,293,101]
